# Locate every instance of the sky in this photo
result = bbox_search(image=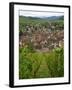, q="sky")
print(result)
[19,10,64,18]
